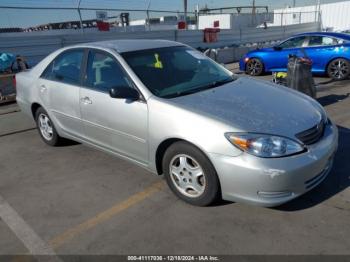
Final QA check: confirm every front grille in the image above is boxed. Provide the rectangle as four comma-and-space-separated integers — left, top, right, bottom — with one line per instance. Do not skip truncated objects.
296, 120, 325, 145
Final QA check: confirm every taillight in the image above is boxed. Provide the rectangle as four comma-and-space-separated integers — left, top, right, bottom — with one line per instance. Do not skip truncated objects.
12, 75, 16, 90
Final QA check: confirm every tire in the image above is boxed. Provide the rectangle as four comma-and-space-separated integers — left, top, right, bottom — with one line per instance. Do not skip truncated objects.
327, 58, 350, 81
35, 107, 62, 146
245, 58, 264, 76
162, 141, 220, 206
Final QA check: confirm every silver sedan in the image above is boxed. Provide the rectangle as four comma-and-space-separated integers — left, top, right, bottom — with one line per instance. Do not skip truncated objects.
16, 40, 338, 207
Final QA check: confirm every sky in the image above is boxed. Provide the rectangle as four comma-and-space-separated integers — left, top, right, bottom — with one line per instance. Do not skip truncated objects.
0, 0, 345, 28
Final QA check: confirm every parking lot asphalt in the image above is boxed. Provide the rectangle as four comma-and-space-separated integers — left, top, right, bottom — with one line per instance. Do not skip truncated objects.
0, 68, 349, 256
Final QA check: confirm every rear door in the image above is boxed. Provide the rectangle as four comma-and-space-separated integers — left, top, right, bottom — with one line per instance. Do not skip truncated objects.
304, 35, 343, 72
79, 49, 148, 164
39, 49, 85, 138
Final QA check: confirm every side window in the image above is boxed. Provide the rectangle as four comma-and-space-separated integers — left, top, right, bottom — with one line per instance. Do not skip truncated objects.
322, 37, 338, 46
308, 36, 323, 46
41, 50, 83, 85
85, 51, 132, 93
279, 36, 307, 49
308, 36, 338, 46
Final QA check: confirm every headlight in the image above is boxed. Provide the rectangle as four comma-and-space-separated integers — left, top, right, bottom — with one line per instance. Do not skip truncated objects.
225, 133, 305, 158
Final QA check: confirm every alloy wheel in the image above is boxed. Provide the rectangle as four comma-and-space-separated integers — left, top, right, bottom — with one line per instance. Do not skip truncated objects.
38, 113, 53, 141
169, 154, 206, 198
328, 59, 349, 80
246, 58, 263, 76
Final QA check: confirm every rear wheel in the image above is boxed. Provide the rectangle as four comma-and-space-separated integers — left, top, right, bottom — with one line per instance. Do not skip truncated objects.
35, 107, 62, 146
162, 141, 220, 206
246, 58, 264, 76
327, 58, 350, 81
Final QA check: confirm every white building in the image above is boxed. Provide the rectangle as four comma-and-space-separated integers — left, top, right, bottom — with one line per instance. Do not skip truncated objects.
198, 13, 273, 30
273, 0, 350, 32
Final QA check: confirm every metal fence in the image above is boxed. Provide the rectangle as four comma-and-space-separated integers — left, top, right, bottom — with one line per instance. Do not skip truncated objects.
0, 4, 321, 34
0, 22, 320, 66
0, 5, 196, 33
273, 11, 321, 27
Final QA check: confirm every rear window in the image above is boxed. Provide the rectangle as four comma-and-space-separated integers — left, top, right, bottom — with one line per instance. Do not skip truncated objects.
41, 50, 84, 85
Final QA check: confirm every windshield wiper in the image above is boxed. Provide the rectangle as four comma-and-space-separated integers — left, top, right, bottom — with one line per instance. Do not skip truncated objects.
164, 77, 235, 98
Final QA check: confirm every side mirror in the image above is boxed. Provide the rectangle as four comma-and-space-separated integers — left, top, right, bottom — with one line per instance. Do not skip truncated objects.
109, 87, 140, 101
273, 46, 282, 51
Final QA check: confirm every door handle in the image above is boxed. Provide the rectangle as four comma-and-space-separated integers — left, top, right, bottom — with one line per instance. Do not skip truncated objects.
40, 85, 47, 93
81, 96, 92, 105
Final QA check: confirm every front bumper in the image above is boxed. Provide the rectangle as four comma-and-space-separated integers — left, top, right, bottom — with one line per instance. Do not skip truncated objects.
208, 123, 338, 207
239, 59, 246, 72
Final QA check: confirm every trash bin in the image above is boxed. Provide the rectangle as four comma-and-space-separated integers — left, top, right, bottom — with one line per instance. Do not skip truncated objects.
203, 28, 220, 43
96, 21, 110, 31
178, 21, 186, 30
287, 54, 316, 98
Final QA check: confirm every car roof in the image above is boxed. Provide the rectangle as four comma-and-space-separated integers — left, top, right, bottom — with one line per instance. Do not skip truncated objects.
73, 39, 185, 53
294, 32, 350, 40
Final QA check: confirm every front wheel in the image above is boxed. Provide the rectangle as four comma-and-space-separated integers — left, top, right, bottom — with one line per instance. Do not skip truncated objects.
162, 141, 220, 206
327, 58, 350, 81
245, 58, 264, 76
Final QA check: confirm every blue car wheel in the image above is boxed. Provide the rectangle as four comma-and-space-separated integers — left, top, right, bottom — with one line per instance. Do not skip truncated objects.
327, 58, 350, 81
246, 58, 264, 76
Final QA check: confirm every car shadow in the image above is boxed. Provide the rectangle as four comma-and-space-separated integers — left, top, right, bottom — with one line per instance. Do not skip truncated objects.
56, 139, 80, 147
275, 125, 350, 211
317, 93, 350, 107
316, 77, 350, 87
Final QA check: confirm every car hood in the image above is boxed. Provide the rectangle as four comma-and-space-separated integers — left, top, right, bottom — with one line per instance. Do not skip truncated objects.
169, 77, 323, 139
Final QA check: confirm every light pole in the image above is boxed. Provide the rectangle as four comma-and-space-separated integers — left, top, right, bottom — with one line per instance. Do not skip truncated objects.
184, 0, 188, 29
316, 0, 321, 23
77, 0, 84, 33
146, 0, 151, 31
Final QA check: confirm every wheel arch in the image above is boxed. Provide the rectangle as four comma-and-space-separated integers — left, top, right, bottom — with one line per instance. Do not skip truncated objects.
31, 102, 42, 119
155, 138, 217, 177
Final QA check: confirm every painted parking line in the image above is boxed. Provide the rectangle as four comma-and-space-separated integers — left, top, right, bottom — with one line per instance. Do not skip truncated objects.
0, 128, 36, 138
49, 180, 166, 249
0, 109, 21, 116
0, 195, 63, 261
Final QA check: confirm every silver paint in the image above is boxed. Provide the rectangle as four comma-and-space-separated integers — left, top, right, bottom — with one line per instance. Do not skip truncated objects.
16, 40, 339, 207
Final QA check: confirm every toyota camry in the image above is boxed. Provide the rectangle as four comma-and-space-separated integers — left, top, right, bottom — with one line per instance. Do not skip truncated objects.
16, 40, 338, 207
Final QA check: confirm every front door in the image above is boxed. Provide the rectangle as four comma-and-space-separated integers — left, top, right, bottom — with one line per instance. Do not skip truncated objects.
80, 49, 148, 164
269, 36, 308, 71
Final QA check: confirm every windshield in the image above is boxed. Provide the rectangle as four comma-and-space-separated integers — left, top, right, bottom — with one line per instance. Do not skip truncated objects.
121, 46, 236, 98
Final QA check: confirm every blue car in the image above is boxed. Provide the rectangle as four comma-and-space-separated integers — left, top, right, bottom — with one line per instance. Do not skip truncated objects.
240, 32, 350, 80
